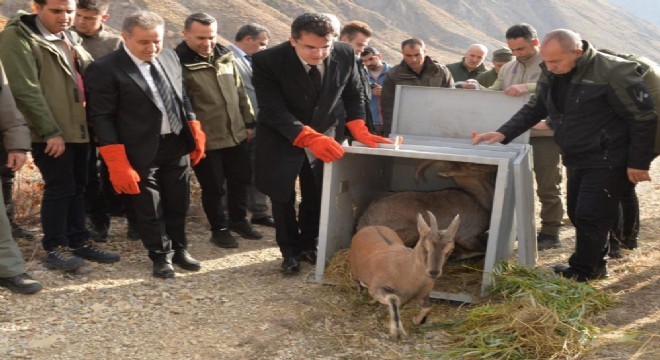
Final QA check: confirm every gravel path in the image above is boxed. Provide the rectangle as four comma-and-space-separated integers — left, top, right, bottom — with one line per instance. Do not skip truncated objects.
1, 162, 659, 359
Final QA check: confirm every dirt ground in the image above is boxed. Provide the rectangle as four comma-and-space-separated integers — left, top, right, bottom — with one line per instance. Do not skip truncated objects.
0, 161, 658, 360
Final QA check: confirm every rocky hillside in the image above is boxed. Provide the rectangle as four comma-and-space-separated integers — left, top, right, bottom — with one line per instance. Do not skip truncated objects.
1, 0, 659, 64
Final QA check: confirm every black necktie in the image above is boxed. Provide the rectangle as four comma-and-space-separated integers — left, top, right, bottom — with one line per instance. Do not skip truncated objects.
148, 60, 182, 135
308, 64, 322, 93
244, 55, 252, 66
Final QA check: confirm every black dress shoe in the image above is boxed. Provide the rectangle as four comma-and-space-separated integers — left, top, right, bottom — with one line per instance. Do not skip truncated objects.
299, 249, 317, 265
280, 256, 300, 274
153, 258, 175, 278
553, 264, 608, 282
251, 216, 275, 228
172, 249, 201, 271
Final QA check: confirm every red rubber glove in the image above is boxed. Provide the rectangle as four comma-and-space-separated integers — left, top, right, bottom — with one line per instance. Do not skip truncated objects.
346, 119, 394, 148
98, 144, 141, 194
293, 126, 345, 162
188, 120, 206, 167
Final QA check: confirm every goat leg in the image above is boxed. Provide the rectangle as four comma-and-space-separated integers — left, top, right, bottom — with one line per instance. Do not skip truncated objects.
412, 297, 432, 325
382, 293, 407, 339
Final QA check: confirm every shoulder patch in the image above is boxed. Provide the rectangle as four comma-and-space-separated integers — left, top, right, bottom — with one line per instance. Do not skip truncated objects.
626, 82, 654, 110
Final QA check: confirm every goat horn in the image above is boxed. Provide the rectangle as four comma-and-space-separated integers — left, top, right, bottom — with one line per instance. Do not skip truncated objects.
427, 211, 438, 231
446, 214, 461, 239
414, 160, 437, 183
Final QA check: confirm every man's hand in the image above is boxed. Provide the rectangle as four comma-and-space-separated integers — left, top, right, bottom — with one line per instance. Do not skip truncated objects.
44, 136, 65, 157
462, 79, 480, 90
346, 120, 393, 148
293, 126, 345, 162
98, 144, 141, 194
371, 84, 382, 96
472, 132, 505, 145
504, 84, 529, 97
188, 120, 206, 167
246, 128, 255, 141
5, 151, 27, 172
532, 120, 550, 130
627, 168, 652, 184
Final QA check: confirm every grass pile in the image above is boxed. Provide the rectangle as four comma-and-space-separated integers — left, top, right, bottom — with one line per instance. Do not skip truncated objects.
423, 262, 615, 359
322, 248, 359, 295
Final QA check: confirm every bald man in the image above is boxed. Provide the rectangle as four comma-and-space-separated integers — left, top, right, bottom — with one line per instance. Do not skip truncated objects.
446, 44, 488, 82
473, 29, 656, 282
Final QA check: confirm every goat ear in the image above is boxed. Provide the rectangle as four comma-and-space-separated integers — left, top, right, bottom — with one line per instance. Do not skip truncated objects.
444, 214, 461, 240
417, 213, 430, 237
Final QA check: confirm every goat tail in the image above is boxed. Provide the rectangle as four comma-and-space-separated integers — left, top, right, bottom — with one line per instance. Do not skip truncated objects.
384, 293, 407, 339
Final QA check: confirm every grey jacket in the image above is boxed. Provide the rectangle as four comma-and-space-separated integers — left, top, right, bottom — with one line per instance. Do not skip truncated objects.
0, 62, 31, 152
229, 43, 258, 118
489, 50, 552, 137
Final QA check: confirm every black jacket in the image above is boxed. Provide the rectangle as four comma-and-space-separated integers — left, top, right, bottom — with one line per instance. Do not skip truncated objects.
498, 41, 656, 170
252, 41, 365, 201
85, 47, 195, 169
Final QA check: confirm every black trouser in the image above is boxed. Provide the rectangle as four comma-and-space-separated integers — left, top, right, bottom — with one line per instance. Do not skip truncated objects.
85, 141, 111, 228
611, 180, 639, 243
32, 142, 90, 251
131, 134, 190, 260
192, 141, 251, 232
566, 166, 627, 273
246, 139, 270, 219
271, 157, 322, 258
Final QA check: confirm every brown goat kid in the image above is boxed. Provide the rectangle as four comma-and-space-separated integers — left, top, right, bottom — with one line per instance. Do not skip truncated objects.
349, 212, 460, 339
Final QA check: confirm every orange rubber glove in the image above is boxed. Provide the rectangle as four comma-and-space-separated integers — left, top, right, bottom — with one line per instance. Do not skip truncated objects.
293, 126, 345, 162
346, 119, 394, 148
188, 120, 206, 167
98, 144, 141, 194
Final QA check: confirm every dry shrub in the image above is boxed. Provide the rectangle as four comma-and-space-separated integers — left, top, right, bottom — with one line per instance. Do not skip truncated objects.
11, 156, 44, 226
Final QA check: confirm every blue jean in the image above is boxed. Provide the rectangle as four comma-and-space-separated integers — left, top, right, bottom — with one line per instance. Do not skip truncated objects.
32, 142, 90, 251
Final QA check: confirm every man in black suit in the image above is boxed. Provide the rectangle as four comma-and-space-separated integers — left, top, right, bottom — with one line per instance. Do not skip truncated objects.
84, 10, 206, 278
252, 13, 391, 274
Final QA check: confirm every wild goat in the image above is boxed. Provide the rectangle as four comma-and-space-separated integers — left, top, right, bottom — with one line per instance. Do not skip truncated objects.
414, 160, 496, 212
357, 160, 495, 259
349, 212, 460, 339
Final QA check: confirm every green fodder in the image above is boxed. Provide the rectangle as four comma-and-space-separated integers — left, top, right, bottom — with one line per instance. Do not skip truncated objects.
423, 262, 615, 359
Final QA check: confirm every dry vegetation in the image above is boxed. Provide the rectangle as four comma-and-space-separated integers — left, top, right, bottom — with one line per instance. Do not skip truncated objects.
0, 158, 658, 359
